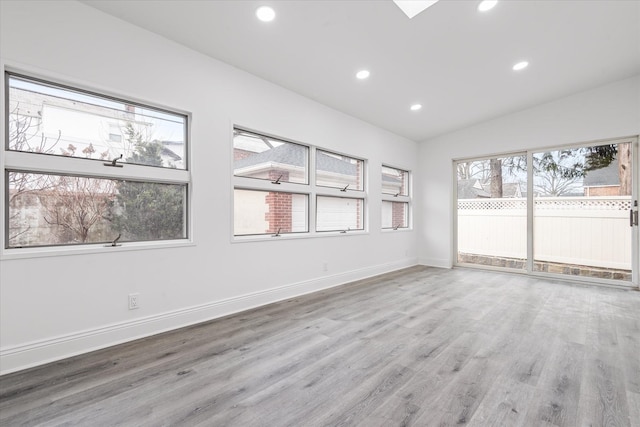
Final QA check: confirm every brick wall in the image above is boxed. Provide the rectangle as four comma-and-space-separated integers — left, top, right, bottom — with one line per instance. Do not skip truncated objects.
584, 185, 620, 196
265, 170, 292, 233
391, 202, 406, 228
233, 148, 253, 161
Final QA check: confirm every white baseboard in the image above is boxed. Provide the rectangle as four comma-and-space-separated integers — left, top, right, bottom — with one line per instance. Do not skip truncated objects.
418, 257, 451, 269
1, 258, 417, 375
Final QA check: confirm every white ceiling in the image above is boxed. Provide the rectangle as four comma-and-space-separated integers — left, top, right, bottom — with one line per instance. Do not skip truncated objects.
82, 0, 640, 142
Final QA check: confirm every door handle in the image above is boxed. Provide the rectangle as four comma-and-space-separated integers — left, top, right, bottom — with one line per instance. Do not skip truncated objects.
632, 209, 635, 227
635, 210, 639, 226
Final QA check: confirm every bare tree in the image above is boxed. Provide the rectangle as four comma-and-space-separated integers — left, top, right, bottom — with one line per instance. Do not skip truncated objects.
533, 170, 582, 196
533, 150, 583, 196
457, 159, 491, 180
7, 105, 60, 244
8, 102, 115, 246
40, 176, 116, 243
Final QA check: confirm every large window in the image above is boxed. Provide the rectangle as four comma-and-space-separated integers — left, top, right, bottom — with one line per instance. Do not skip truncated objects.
382, 165, 411, 229
233, 128, 366, 238
4, 72, 189, 250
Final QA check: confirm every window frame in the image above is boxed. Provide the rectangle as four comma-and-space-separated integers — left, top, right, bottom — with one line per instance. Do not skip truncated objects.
315, 149, 365, 193
381, 164, 411, 231
2, 69, 192, 259
233, 129, 309, 185
452, 136, 639, 288
232, 126, 368, 241
315, 194, 365, 232
233, 188, 310, 237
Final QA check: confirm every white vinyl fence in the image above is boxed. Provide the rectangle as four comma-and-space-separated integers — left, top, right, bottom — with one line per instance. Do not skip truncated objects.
457, 197, 632, 270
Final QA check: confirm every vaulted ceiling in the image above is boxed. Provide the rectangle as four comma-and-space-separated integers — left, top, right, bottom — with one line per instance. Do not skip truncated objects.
83, 0, 640, 142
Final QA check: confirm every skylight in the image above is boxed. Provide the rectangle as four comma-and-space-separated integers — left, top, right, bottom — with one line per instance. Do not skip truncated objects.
393, 0, 440, 19
478, 1, 498, 12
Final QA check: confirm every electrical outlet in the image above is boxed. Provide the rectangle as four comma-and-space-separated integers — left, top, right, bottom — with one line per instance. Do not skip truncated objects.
128, 293, 140, 310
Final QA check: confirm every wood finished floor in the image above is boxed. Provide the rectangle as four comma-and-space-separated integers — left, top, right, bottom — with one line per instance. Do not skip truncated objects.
1, 266, 639, 427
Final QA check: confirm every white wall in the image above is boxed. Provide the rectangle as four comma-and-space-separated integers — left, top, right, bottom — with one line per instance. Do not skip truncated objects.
0, 1, 419, 374
417, 75, 640, 268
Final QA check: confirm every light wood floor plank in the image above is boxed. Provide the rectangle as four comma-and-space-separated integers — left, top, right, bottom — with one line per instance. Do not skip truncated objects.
627, 391, 640, 427
1, 266, 638, 426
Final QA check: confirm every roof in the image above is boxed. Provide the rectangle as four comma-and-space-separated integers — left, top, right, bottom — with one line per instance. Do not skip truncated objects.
234, 144, 357, 176
583, 159, 619, 187
457, 179, 490, 199
481, 182, 523, 198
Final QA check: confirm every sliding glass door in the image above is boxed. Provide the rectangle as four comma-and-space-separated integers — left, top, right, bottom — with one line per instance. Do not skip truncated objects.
533, 141, 634, 282
455, 138, 638, 286
456, 154, 527, 270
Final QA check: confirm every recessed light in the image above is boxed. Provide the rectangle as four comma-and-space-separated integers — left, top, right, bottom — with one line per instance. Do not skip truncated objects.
356, 70, 370, 80
478, 0, 498, 12
512, 61, 529, 71
410, 104, 422, 111
256, 6, 275, 22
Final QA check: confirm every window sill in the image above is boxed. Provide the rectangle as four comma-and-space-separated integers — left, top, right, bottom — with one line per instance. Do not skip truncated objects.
381, 227, 413, 233
232, 230, 369, 243
1, 239, 195, 260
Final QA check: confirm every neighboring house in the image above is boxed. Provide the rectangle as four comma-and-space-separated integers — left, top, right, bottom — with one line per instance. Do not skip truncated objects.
458, 179, 490, 199
499, 182, 524, 198
160, 141, 185, 167
9, 85, 185, 168
583, 159, 620, 196
381, 172, 406, 196
234, 143, 309, 184
458, 179, 524, 199
233, 143, 364, 234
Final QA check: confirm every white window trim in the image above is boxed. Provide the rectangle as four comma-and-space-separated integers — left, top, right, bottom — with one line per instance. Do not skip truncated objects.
2, 69, 193, 259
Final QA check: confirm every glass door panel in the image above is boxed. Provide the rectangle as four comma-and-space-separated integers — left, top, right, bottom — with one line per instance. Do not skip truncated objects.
533, 142, 633, 282
456, 155, 527, 270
